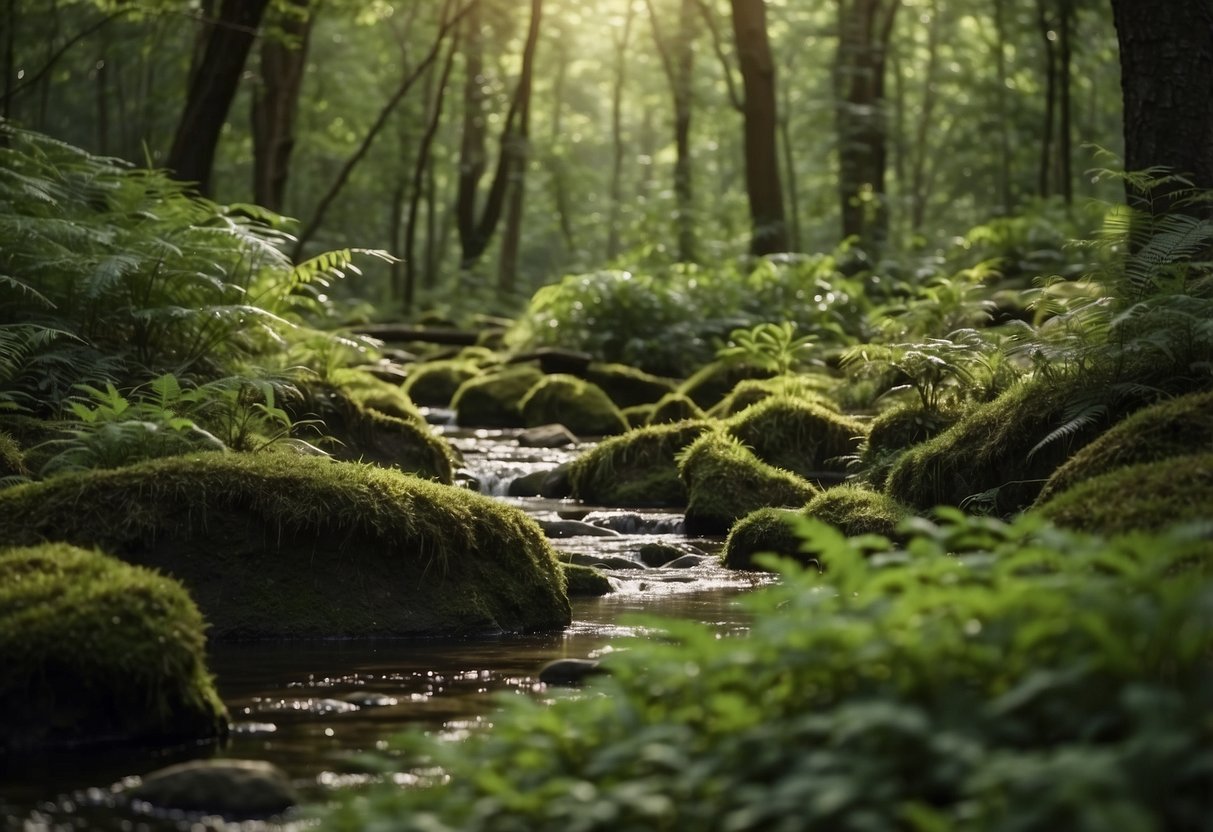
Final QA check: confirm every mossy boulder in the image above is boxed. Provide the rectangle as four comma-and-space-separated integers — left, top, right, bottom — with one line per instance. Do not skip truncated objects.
646, 392, 705, 425
0, 454, 571, 639
725, 395, 867, 482
708, 375, 839, 418
721, 507, 806, 570
519, 374, 629, 436
803, 484, 910, 540
561, 563, 613, 597
452, 365, 546, 428
583, 363, 676, 408
402, 360, 484, 408
859, 403, 965, 488
621, 404, 656, 429
0, 431, 26, 480
1035, 453, 1213, 535
132, 759, 297, 818
567, 420, 712, 507
678, 432, 818, 535
1035, 391, 1213, 505
0, 543, 228, 750
679, 362, 775, 410
328, 368, 425, 423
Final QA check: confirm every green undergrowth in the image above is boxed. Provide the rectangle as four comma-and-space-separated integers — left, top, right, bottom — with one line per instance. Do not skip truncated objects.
567, 420, 712, 507
0, 454, 570, 639
519, 374, 628, 436
0, 431, 27, 483
0, 543, 228, 750
317, 513, 1213, 831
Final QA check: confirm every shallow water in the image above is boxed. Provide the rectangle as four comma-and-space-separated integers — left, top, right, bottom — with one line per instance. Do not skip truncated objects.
0, 428, 769, 831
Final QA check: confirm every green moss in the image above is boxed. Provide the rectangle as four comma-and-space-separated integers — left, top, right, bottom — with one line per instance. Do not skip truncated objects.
328, 368, 426, 424
402, 360, 484, 408
567, 420, 712, 507
0, 454, 571, 639
678, 431, 818, 535
646, 392, 705, 425
1035, 391, 1213, 505
858, 402, 965, 488
678, 362, 775, 410
519, 374, 629, 436
803, 484, 910, 540
456, 346, 503, 368
721, 507, 806, 570
708, 375, 839, 418
724, 395, 867, 481
451, 365, 546, 427
0, 543, 228, 750
1035, 453, 1213, 535
583, 363, 676, 408
561, 563, 613, 597
621, 404, 656, 429
0, 431, 27, 480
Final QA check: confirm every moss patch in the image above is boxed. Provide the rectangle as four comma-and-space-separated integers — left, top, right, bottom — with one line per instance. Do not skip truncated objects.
678, 431, 818, 535
561, 563, 613, 597
519, 374, 629, 436
725, 395, 866, 482
0, 543, 228, 750
328, 368, 426, 424
646, 393, 705, 425
0, 431, 27, 480
1035, 453, 1213, 535
0, 455, 571, 639
452, 365, 546, 428
678, 362, 775, 410
402, 360, 484, 408
858, 403, 965, 488
1035, 391, 1213, 505
803, 484, 910, 540
583, 363, 676, 408
721, 507, 807, 570
567, 420, 712, 507
708, 375, 838, 418
621, 404, 656, 429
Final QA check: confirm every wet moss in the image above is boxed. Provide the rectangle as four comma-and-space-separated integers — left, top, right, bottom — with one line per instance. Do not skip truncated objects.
804, 484, 910, 540
678, 432, 818, 535
402, 360, 484, 408
1035, 453, 1213, 535
451, 365, 546, 428
519, 374, 629, 436
567, 420, 712, 507
725, 395, 866, 482
721, 507, 806, 570
708, 375, 839, 418
583, 363, 676, 408
646, 392, 705, 425
1035, 391, 1213, 505
561, 563, 613, 597
0, 454, 571, 639
0, 543, 228, 750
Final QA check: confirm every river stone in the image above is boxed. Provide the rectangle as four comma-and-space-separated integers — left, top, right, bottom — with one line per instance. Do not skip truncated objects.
538, 519, 622, 538
132, 759, 298, 817
509, 347, 594, 375
539, 658, 605, 686
539, 462, 574, 498
559, 552, 645, 570
638, 542, 684, 567
518, 424, 579, 448
665, 554, 706, 569
508, 469, 550, 497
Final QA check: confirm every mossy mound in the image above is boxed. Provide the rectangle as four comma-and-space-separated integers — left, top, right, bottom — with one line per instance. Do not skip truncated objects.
402, 360, 484, 408
621, 404, 656, 429
328, 368, 426, 424
567, 420, 712, 507
1035, 453, 1213, 535
0, 431, 27, 480
708, 375, 838, 418
885, 377, 1144, 515
678, 432, 818, 535
1035, 391, 1213, 505
721, 507, 807, 570
451, 365, 546, 428
583, 363, 676, 408
0, 543, 228, 750
561, 563, 613, 597
519, 374, 629, 436
859, 403, 965, 488
0, 455, 571, 639
646, 392, 705, 425
678, 362, 775, 410
724, 395, 866, 481
803, 484, 910, 540
456, 346, 503, 368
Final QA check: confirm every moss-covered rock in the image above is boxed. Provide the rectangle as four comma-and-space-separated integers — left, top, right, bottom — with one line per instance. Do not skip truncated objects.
402, 360, 484, 408
452, 365, 546, 428
1035, 391, 1213, 505
519, 374, 629, 436
679, 432, 818, 535
1034, 453, 1213, 535
721, 507, 806, 570
646, 392, 705, 425
679, 362, 775, 410
0, 543, 228, 750
621, 404, 656, 429
328, 368, 426, 424
725, 395, 867, 482
567, 420, 712, 507
858, 403, 965, 488
583, 363, 676, 408
0, 431, 26, 481
803, 484, 910, 540
0, 455, 571, 639
561, 563, 613, 597
708, 375, 839, 418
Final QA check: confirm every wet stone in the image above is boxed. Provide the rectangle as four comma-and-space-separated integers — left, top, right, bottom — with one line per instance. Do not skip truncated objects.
131, 759, 298, 818
638, 542, 684, 567
518, 424, 579, 448
538, 519, 622, 538
538, 658, 605, 686
665, 554, 706, 569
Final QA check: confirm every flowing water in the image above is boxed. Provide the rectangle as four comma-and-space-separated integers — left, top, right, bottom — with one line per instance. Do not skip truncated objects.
1, 426, 770, 831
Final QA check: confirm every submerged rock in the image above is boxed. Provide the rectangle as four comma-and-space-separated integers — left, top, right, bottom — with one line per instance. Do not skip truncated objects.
538, 658, 605, 686
132, 759, 297, 817
561, 563, 614, 597
638, 542, 684, 567
538, 519, 623, 538
518, 424, 579, 448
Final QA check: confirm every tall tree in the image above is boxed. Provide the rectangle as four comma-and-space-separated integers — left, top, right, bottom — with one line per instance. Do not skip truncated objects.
605, 0, 635, 261
1109, 0, 1213, 220
166, 0, 272, 196
833, 0, 900, 248
729, 0, 788, 254
251, 0, 313, 212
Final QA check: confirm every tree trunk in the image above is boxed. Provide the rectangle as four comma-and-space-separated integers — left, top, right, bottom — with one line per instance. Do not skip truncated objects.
166, 0, 271, 196
730, 0, 788, 255
2, 0, 15, 128
909, 0, 940, 231
991, 0, 1013, 213
606, 1, 635, 260
1036, 0, 1056, 198
251, 0, 313, 213
1058, 0, 1073, 205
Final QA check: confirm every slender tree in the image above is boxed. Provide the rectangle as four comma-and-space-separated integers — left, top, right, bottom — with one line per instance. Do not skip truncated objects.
606, 0, 635, 261
251, 0, 313, 212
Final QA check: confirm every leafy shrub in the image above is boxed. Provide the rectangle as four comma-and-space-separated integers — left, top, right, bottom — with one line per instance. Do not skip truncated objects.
318, 513, 1213, 832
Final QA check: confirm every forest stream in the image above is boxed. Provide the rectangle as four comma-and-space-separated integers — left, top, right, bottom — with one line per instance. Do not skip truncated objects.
0, 427, 770, 832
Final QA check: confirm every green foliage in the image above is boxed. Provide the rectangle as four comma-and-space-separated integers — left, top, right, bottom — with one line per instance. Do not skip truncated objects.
716, 322, 819, 376
317, 513, 1213, 832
